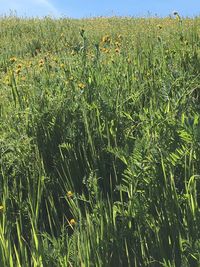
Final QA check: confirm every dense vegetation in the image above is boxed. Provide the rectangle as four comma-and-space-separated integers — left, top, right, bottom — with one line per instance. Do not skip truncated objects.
0, 15, 200, 266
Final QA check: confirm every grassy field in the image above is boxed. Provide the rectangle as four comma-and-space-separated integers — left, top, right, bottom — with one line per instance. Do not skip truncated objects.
0, 15, 200, 266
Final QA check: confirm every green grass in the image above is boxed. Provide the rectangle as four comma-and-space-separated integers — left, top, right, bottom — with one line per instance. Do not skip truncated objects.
0, 15, 200, 266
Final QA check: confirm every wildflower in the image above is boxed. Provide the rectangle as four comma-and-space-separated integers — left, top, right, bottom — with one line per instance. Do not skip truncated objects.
115, 41, 120, 47
67, 191, 73, 198
4, 75, 11, 85
53, 57, 58, 63
60, 63, 65, 68
173, 11, 181, 21
78, 82, 86, 89
9, 57, 17, 63
157, 24, 162, 30
80, 28, 85, 37
102, 35, 110, 43
115, 48, 120, 53
101, 47, 109, 53
17, 63, 22, 69
27, 61, 32, 68
0, 205, 3, 212
69, 219, 76, 226
39, 59, 44, 68
15, 68, 21, 75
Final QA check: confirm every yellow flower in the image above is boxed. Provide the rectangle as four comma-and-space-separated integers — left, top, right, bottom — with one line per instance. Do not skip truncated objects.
60, 63, 65, 68
0, 205, 4, 212
115, 48, 120, 53
9, 57, 17, 63
38, 59, 44, 68
115, 41, 120, 47
4, 75, 11, 85
101, 47, 109, 53
17, 63, 22, 69
27, 61, 32, 68
102, 35, 110, 43
67, 191, 73, 198
78, 82, 86, 89
173, 11, 181, 21
69, 219, 76, 226
15, 68, 21, 75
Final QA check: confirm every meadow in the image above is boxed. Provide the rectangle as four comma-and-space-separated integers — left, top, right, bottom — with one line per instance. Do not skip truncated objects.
0, 15, 200, 266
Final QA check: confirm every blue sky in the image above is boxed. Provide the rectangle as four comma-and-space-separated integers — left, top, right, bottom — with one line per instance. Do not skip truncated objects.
0, 0, 200, 18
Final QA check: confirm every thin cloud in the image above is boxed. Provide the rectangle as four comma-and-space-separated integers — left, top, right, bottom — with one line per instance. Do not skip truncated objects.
0, 0, 60, 17
35, 0, 60, 16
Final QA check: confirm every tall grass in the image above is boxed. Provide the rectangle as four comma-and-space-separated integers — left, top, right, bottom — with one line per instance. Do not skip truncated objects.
0, 15, 200, 266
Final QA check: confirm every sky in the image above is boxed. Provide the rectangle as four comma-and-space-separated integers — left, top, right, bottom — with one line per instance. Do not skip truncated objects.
0, 0, 200, 18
